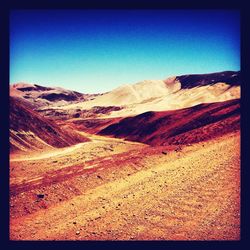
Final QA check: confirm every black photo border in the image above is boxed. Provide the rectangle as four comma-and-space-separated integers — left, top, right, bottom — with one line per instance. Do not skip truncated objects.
1, 1, 249, 250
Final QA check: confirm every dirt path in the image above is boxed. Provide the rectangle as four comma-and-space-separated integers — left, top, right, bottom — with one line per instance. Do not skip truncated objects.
10, 133, 240, 240
9, 133, 148, 187
10, 132, 142, 162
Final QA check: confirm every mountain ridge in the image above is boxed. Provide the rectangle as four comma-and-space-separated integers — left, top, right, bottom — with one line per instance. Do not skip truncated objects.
99, 99, 240, 146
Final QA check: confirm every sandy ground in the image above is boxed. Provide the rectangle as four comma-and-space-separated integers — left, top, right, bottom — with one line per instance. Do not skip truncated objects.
9, 132, 240, 240
10, 133, 144, 162
10, 132, 147, 186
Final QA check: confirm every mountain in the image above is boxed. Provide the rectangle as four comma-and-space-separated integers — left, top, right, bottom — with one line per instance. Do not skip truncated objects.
10, 83, 100, 109
98, 99, 240, 146
55, 71, 240, 118
10, 96, 89, 153
176, 71, 240, 89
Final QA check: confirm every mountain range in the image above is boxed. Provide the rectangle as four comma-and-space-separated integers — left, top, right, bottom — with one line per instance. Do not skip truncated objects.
10, 70, 240, 152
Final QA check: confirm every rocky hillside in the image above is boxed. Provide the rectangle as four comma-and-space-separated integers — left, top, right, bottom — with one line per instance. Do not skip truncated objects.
10, 97, 89, 152
10, 83, 100, 109
176, 71, 240, 89
99, 99, 240, 146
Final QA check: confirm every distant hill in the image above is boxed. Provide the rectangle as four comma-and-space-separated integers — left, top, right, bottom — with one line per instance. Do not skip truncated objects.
57, 71, 240, 118
10, 96, 89, 153
10, 83, 100, 109
99, 99, 240, 146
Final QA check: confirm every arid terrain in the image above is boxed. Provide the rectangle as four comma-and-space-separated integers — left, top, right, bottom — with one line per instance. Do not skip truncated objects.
9, 71, 240, 240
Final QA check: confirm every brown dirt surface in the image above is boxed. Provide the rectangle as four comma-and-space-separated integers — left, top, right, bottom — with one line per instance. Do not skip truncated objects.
10, 131, 240, 240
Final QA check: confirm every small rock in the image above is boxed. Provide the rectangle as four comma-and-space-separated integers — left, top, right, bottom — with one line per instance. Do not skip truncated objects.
162, 151, 167, 155
37, 194, 44, 199
73, 221, 77, 224
76, 231, 80, 235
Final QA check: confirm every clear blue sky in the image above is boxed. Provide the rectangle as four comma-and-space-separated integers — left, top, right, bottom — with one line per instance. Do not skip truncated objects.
10, 10, 240, 93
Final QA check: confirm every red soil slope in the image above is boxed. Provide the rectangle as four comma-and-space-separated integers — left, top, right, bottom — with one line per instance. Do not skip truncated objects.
10, 97, 89, 153
99, 99, 240, 146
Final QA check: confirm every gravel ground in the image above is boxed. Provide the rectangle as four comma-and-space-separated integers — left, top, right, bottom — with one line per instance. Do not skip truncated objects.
10, 132, 240, 240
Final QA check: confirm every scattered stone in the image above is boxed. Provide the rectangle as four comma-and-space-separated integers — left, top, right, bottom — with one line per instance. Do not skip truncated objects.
175, 147, 182, 152
76, 231, 80, 235
37, 194, 44, 199
162, 151, 167, 155
97, 175, 102, 179
73, 221, 77, 224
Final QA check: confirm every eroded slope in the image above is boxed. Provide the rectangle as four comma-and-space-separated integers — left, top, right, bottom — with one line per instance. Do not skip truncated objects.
10, 96, 89, 153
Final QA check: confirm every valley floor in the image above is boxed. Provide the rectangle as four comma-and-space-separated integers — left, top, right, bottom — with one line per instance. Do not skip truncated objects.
10, 132, 240, 240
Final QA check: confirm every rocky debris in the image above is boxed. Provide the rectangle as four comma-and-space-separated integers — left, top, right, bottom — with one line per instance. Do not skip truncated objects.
175, 146, 182, 152
76, 231, 80, 235
37, 194, 45, 199
162, 151, 167, 155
